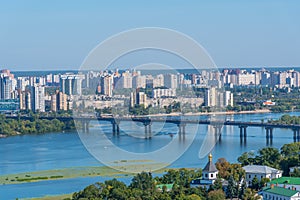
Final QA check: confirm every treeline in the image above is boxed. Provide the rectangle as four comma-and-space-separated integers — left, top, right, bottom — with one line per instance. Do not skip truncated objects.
70, 166, 259, 200
271, 114, 300, 125
71, 169, 223, 200
0, 115, 75, 136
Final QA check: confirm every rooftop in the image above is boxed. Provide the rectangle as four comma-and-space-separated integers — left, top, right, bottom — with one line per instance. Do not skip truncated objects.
263, 186, 298, 197
243, 165, 281, 174
270, 177, 300, 185
203, 153, 218, 172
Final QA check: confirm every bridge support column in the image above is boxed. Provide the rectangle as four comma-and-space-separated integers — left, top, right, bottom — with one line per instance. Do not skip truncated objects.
148, 124, 152, 138
212, 124, 223, 142
239, 125, 247, 139
265, 127, 273, 145
182, 124, 186, 135
82, 120, 86, 132
111, 120, 120, 136
243, 127, 247, 138
266, 128, 269, 139
116, 124, 120, 135
86, 121, 90, 132
240, 126, 243, 138
81, 120, 90, 133
112, 123, 116, 135
270, 128, 273, 139
177, 123, 187, 136
143, 121, 152, 139
293, 129, 300, 142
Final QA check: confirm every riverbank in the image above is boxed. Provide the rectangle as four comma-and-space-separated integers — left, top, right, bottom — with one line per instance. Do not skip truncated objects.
0, 161, 168, 186
0, 115, 76, 137
25, 193, 72, 200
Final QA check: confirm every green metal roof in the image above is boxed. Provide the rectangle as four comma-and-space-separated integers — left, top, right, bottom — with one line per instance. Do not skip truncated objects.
156, 183, 174, 190
270, 177, 300, 185
263, 187, 298, 197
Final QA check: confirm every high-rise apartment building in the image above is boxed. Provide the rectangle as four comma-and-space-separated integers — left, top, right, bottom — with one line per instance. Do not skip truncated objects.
51, 91, 68, 112
164, 74, 178, 89
101, 75, 113, 97
205, 87, 233, 107
130, 90, 147, 108
132, 75, 146, 89
60, 74, 84, 95
0, 69, 15, 100
31, 85, 45, 112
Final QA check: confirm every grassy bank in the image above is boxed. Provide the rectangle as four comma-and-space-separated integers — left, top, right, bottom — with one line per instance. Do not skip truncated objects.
0, 161, 168, 185
24, 193, 72, 200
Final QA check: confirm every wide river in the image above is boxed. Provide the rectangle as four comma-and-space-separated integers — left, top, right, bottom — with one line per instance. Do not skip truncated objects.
0, 112, 299, 199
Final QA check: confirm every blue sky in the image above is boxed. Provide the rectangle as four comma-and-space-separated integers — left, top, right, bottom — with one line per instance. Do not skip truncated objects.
0, 0, 299, 70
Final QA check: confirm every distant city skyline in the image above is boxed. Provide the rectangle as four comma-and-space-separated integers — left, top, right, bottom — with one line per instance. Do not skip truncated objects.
1, 1, 300, 70
7, 65, 300, 73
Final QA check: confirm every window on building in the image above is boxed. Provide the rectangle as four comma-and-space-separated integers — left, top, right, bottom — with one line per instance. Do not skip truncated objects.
205, 174, 208, 178
211, 174, 213, 178
249, 175, 251, 178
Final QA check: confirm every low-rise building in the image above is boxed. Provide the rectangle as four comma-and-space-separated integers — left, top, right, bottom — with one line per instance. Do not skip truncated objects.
261, 186, 300, 200
243, 165, 282, 186
269, 177, 300, 191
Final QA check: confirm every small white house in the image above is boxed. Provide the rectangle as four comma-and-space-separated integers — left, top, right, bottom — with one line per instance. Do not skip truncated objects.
243, 165, 282, 186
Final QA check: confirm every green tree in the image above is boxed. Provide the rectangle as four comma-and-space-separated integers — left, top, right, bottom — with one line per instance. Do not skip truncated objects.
237, 152, 255, 166
281, 142, 300, 157
226, 176, 237, 199
256, 147, 281, 168
260, 178, 270, 188
207, 189, 225, 200
251, 177, 260, 191
242, 188, 261, 200
239, 179, 247, 199
130, 172, 155, 192
211, 178, 223, 191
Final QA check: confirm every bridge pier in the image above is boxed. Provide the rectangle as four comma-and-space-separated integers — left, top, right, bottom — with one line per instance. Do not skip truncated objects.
265, 127, 273, 145
293, 129, 300, 142
239, 125, 248, 138
143, 121, 152, 139
212, 124, 223, 141
177, 123, 186, 136
111, 120, 120, 136
81, 120, 90, 133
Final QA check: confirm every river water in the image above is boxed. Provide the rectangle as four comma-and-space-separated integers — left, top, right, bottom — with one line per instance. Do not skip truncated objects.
0, 112, 299, 199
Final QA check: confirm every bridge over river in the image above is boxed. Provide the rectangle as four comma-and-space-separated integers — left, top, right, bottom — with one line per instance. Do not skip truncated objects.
6, 115, 300, 142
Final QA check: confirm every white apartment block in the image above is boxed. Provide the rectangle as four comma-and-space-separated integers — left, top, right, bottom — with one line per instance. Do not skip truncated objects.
152, 88, 176, 99
237, 73, 256, 85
